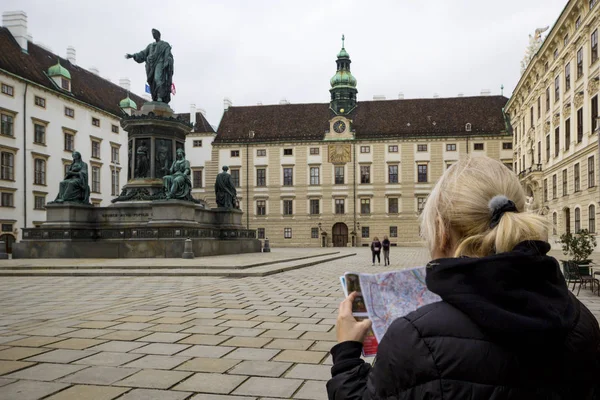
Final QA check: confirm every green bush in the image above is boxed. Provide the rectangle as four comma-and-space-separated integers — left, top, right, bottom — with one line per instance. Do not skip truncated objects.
560, 230, 597, 262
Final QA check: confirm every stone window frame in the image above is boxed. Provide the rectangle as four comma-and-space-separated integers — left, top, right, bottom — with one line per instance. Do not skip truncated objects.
575, 162, 581, 192
256, 149, 266, 157
359, 146, 371, 154
34, 95, 46, 109
193, 140, 203, 148
334, 165, 345, 185
0, 108, 17, 138
63, 128, 77, 152
91, 117, 101, 128
589, 156, 596, 188
32, 152, 49, 186
283, 148, 293, 156
256, 199, 267, 216
416, 144, 428, 152
230, 168, 241, 188
32, 117, 49, 146
361, 226, 370, 238
388, 197, 399, 214
0, 145, 18, 182
473, 143, 485, 151
282, 167, 293, 186
257, 227, 265, 239
360, 198, 371, 215
309, 198, 320, 215
309, 166, 320, 186
0, 188, 16, 207
388, 164, 399, 184
311, 227, 319, 239
1, 83, 14, 97
589, 204, 596, 233
360, 165, 371, 184
563, 169, 568, 196
388, 145, 399, 153
110, 142, 121, 164
90, 136, 103, 160
575, 207, 581, 233
390, 226, 398, 238
284, 227, 292, 239
256, 167, 267, 187
231, 150, 240, 157
282, 199, 293, 216
90, 162, 103, 194
33, 191, 47, 210
446, 143, 457, 151
111, 167, 121, 196
64, 106, 75, 118
416, 195, 427, 214
192, 168, 203, 189
309, 147, 320, 155
334, 198, 345, 215
416, 162, 428, 183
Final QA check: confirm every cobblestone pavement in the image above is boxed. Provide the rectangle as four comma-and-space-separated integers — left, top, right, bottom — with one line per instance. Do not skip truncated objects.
0, 247, 598, 400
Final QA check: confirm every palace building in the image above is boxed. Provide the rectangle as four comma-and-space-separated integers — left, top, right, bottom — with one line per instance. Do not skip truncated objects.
505, 0, 600, 240
196, 39, 512, 248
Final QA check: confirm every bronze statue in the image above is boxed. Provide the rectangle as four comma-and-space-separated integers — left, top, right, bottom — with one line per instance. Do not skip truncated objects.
215, 166, 237, 208
50, 151, 90, 204
163, 148, 192, 200
125, 28, 174, 104
135, 142, 150, 178
155, 144, 170, 178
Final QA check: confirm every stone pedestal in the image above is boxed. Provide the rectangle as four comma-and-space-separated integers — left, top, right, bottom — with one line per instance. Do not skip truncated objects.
13, 202, 260, 259
113, 101, 194, 202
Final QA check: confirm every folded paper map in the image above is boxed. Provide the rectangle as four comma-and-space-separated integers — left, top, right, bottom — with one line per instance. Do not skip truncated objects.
340, 267, 441, 356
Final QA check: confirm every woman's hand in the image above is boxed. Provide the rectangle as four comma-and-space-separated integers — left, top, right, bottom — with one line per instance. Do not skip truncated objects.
336, 292, 373, 343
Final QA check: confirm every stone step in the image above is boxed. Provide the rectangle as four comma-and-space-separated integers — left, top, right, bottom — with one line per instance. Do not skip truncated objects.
0, 253, 356, 277
0, 251, 341, 270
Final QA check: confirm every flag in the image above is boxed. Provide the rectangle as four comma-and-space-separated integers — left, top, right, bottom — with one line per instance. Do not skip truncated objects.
144, 83, 150, 94
171, 83, 176, 95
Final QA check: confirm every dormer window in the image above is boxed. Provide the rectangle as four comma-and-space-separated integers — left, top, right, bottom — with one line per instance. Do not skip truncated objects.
48, 60, 72, 93
465, 123, 472, 132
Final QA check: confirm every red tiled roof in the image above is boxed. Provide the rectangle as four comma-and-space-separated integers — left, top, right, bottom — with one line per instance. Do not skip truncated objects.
214, 96, 509, 143
0, 27, 146, 116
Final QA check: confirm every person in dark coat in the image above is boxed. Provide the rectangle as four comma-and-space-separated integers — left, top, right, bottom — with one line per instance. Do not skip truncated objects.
327, 156, 600, 399
381, 235, 390, 266
370, 237, 381, 265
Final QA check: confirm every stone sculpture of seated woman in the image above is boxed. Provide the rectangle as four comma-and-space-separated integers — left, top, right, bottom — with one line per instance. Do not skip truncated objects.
50, 151, 91, 204
163, 148, 192, 200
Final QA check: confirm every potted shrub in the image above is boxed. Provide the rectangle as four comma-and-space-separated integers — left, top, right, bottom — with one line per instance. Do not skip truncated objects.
560, 230, 597, 277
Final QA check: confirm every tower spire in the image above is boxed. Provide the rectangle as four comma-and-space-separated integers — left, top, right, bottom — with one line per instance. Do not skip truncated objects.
342, 34, 345, 48
329, 36, 357, 115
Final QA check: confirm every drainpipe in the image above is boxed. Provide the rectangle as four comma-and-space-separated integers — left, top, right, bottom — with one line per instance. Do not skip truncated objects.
246, 143, 249, 229
353, 141, 357, 246
466, 135, 469, 154
23, 82, 28, 230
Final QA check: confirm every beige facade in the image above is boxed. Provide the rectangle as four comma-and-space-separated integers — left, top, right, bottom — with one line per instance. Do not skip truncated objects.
506, 0, 600, 240
204, 133, 513, 248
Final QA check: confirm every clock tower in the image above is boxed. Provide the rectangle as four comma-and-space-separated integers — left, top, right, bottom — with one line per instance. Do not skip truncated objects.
329, 35, 358, 115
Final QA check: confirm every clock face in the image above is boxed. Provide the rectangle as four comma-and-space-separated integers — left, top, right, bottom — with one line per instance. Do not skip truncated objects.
333, 120, 346, 133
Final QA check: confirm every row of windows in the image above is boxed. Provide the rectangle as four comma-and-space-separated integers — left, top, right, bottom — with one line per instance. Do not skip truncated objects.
0, 191, 47, 209
543, 156, 596, 202
230, 142, 505, 159
0, 110, 119, 138
552, 205, 597, 236
254, 197, 426, 216
220, 165, 431, 187
0, 151, 120, 195
256, 226, 402, 240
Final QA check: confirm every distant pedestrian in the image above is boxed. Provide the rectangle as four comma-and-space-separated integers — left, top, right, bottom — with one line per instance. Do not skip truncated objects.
370, 237, 381, 265
382, 235, 390, 266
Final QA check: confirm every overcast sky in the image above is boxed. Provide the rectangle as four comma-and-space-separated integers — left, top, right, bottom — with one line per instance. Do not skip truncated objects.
4, 0, 567, 126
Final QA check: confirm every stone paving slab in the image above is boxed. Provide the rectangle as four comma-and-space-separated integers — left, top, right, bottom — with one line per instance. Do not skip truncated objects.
1, 247, 600, 399
44, 384, 129, 400
0, 380, 68, 400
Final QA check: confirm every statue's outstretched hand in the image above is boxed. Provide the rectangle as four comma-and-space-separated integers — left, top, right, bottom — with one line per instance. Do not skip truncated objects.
124, 54, 133, 59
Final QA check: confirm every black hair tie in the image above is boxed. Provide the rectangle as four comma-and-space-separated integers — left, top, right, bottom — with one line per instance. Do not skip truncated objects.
488, 195, 518, 229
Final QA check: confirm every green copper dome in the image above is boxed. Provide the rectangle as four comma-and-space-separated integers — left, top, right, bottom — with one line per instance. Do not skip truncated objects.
48, 61, 71, 80
337, 47, 350, 58
330, 70, 357, 87
119, 95, 137, 110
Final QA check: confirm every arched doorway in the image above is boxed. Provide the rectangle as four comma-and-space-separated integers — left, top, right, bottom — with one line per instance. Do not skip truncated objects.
0, 234, 15, 254
332, 223, 348, 247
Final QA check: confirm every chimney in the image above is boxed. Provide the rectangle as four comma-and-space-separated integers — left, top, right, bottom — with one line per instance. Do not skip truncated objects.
373, 95, 386, 100
457, 93, 464, 97
279, 98, 290, 105
224, 97, 232, 110
118, 78, 131, 91
398, 92, 404, 100
480, 89, 491, 96
66, 46, 76, 65
2, 11, 28, 52
89, 66, 99, 75
433, 93, 439, 98
190, 104, 197, 127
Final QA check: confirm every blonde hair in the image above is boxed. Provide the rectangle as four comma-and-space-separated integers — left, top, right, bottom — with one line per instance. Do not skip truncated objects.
420, 156, 549, 257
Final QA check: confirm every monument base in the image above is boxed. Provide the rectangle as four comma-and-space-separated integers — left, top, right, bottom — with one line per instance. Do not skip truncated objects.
13, 202, 260, 259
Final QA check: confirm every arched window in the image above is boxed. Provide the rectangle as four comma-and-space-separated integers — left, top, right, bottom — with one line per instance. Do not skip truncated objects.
575, 207, 581, 233
552, 212, 557, 235
590, 204, 596, 233
565, 208, 571, 234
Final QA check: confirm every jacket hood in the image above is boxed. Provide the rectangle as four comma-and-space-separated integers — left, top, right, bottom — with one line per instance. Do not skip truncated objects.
426, 241, 579, 347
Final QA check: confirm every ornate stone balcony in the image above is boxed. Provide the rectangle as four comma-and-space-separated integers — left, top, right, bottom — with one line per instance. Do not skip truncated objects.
518, 163, 543, 180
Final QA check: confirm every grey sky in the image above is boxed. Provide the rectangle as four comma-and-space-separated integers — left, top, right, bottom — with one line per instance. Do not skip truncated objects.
4, 0, 567, 127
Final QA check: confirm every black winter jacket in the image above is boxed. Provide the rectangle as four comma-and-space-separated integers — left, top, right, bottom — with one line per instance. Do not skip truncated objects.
327, 241, 600, 399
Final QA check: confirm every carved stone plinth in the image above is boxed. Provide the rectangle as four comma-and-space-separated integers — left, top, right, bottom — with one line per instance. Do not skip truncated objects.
112, 101, 195, 203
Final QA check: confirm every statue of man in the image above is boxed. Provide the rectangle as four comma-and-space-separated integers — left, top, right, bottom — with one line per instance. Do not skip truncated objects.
215, 166, 237, 208
125, 28, 174, 104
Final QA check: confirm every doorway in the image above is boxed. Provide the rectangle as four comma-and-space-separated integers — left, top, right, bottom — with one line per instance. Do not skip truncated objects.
332, 223, 348, 247
0, 234, 15, 254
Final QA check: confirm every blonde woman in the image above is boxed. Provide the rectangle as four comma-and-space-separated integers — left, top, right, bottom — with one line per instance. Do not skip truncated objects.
328, 156, 600, 399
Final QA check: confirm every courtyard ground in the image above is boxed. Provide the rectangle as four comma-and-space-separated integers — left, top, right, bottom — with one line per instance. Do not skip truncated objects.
0, 247, 598, 400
